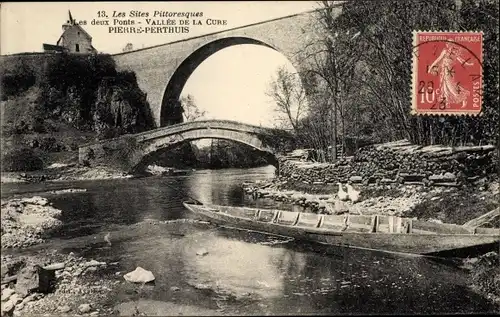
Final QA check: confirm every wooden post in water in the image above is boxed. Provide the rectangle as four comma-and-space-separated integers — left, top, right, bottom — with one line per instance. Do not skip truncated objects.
371, 215, 379, 233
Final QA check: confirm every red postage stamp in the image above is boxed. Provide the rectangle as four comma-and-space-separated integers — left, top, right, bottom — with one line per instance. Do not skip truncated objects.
412, 31, 483, 116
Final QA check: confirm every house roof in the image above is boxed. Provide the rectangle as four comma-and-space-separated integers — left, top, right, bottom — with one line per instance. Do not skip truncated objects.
61, 23, 93, 40
43, 43, 66, 52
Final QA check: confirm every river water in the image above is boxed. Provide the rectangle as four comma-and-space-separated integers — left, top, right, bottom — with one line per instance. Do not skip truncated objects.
1, 166, 497, 315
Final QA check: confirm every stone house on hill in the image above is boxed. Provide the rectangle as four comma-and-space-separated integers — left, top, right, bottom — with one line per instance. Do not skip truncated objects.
43, 11, 97, 54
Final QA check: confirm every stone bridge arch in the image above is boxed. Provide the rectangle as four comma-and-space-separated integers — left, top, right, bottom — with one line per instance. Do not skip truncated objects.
160, 36, 274, 126
79, 120, 291, 173
137, 125, 279, 170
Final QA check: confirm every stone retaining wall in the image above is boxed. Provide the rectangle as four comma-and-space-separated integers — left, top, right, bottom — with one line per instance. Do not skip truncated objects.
279, 140, 497, 187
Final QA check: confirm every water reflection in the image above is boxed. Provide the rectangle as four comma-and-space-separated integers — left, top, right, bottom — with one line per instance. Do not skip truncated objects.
109, 220, 496, 315
185, 167, 275, 206
182, 231, 287, 299
3, 166, 275, 238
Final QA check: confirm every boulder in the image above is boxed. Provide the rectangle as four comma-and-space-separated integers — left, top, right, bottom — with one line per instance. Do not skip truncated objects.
1, 288, 15, 301
349, 176, 363, 183
78, 303, 92, 314
9, 293, 22, 306
123, 267, 155, 283
1, 298, 15, 316
20, 196, 48, 206
429, 173, 457, 182
83, 260, 106, 267
146, 165, 173, 176
15, 265, 55, 296
58, 305, 71, 313
14, 265, 38, 297
20, 293, 37, 305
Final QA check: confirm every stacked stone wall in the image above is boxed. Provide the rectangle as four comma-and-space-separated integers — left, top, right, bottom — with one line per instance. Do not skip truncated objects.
279, 140, 497, 187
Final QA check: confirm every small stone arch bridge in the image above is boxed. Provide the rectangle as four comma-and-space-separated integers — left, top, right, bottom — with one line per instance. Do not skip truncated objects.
78, 120, 294, 172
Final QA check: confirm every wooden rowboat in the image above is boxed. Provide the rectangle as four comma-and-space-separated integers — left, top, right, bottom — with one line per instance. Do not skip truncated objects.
183, 201, 500, 258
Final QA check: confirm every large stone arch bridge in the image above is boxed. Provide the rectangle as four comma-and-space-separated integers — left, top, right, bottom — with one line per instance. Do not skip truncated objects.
79, 5, 343, 171
79, 120, 294, 172
111, 4, 342, 127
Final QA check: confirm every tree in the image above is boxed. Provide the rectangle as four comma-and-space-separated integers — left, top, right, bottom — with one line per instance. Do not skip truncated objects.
122, 43, 133, 52
180, 94, 206, 121
266, 66, 308, 133
300, 0, 498, 148
306, 1, 366, 159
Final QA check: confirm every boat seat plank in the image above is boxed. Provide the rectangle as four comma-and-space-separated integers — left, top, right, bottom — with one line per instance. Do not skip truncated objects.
379, 216, 402, 233
226, 207, 257, 219
321, 215, 348, 231
296, 213, 322, 228
257, 210, 275, 222
344, 215, 374, 233
277, 211, 300, 226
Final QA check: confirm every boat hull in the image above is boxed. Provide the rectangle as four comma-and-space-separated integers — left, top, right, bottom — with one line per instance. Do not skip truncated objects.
183, 202, 500, 257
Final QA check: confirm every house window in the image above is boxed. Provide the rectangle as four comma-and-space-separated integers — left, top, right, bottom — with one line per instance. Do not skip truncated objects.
75, 44, 80, 52
77, 32, 80, 36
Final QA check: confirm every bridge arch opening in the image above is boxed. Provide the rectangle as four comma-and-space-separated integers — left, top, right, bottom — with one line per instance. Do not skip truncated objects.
160, 36, 301, 127
133, 136, 279, 174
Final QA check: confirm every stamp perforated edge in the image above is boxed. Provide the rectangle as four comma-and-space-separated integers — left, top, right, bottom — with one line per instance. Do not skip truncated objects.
410, 30, 484, 117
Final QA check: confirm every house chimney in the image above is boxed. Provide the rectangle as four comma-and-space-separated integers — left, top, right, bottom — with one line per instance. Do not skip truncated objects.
62, 21, 72, 32
62, 11, 74, 31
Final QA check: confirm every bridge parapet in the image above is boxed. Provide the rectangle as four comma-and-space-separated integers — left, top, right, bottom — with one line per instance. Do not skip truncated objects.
134, 120, 274, 142
80, 120, 275, 148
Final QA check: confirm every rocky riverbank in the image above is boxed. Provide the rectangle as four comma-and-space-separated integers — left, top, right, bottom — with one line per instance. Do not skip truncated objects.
1, 252, 117, 317
243, 179, 499, 225
1, 165, 133, 184
243, 180, 428, 217
0, 194, 117, 317
1, 197, 63, 249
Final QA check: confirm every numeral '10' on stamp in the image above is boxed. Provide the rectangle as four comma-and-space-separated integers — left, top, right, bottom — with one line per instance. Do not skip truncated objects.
412, 31, 483, 116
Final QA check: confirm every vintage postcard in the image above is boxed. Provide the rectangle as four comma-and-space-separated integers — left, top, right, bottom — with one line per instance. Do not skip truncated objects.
1, 1, 499, 316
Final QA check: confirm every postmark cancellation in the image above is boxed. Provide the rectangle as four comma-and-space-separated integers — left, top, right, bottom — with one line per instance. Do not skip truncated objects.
411, 31, 483, 116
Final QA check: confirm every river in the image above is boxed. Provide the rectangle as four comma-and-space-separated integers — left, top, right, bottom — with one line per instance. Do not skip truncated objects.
1, 166, 496, 315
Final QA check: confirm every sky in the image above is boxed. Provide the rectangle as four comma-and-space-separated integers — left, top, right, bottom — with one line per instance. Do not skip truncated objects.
1, 1, 318, 128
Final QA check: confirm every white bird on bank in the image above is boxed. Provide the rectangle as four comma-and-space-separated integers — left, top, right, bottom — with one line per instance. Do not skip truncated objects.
346, 184, 361, 203
337, 183, 349, 201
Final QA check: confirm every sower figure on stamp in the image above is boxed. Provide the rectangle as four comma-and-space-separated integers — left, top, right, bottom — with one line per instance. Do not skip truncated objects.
427, 41, 474, 109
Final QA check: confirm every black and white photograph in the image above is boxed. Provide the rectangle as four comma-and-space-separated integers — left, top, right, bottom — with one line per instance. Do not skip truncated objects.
1, 1, 499, 316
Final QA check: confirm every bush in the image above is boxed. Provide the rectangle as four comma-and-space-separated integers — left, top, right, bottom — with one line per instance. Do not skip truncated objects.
1, 60, 37, 99
1, 147, 44, 171
470, 252, 500, 302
